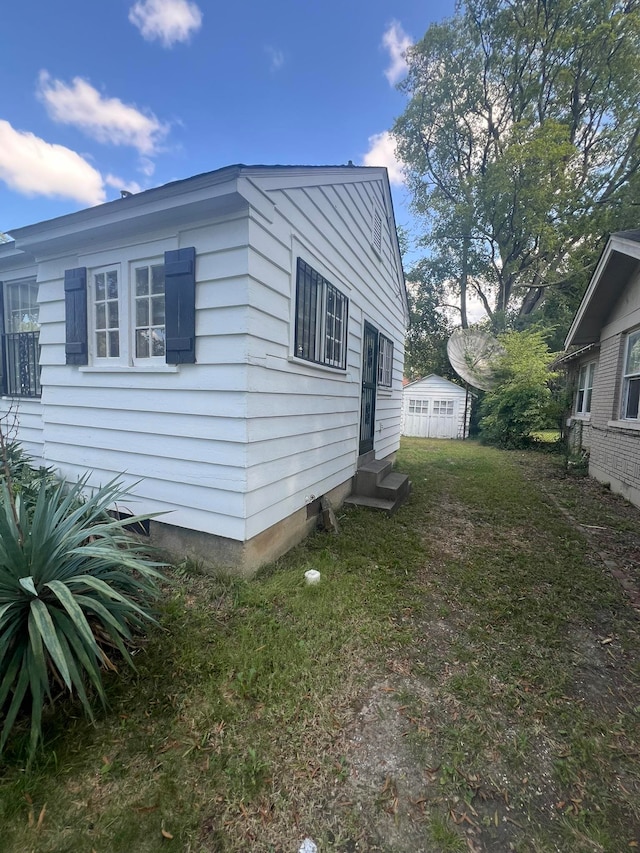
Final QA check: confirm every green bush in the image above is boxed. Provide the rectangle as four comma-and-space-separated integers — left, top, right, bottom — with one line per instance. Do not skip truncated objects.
480, 330, 557, 448
0, 474, 165, 761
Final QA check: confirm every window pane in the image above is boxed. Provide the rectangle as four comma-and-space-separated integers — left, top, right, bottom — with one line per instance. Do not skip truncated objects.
625, 377, 640, 418
109, 331, 119, 357
136, 299, 149, 326
95, 303, 106, 330
96, 331, 107, 358
151, 328, 165, 357
626, 332, 640, 375
151, 265, 165, 294
136, 329, 150, 358
151, 296, 165, 325
108, 301, 119, 328
106, 270, 118, 299
95, 273, 105, 300
136, 266, 149, 296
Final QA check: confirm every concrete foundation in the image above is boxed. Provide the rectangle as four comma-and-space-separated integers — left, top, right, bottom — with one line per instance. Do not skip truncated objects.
149, 477, 353, 576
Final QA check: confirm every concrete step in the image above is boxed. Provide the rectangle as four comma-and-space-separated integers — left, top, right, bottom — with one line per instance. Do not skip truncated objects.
353, 459, 393, 497
377, 471, 412, 503
343, 494, 399, 516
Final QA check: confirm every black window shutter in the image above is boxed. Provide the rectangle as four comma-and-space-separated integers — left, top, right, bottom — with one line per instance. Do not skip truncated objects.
0, 281, 6, 394
64, 267, 88, 365
164, 247, 196, 364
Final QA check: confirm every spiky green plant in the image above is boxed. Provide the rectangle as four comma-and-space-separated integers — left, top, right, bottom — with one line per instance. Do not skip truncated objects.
0, 475, 165, 760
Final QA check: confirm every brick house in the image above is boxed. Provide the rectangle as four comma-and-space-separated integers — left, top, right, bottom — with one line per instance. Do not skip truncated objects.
564, 230, 640, 508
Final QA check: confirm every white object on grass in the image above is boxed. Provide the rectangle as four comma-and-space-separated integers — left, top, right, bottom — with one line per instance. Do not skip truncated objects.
304, 570, 321, 585
298, 839, 318, 853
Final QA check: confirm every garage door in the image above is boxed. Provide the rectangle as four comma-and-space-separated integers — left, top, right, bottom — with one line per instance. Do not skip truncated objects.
405, 398, 456, 438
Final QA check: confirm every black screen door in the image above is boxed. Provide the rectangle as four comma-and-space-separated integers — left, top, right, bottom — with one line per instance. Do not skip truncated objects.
359, 321, 378, 455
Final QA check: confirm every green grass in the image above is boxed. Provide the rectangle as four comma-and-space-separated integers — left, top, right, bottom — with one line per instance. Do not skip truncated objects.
0, 438, 639, 852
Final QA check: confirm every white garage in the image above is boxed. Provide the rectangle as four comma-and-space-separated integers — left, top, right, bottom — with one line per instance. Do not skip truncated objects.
402, 374, 471, 439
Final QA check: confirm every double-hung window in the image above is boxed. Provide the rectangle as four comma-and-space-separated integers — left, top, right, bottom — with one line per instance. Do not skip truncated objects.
575, 362, 595, 416
294, 258, 348, 369
378, 333, 393, 387
622, 330, 640, 420
1, 279, 41, 397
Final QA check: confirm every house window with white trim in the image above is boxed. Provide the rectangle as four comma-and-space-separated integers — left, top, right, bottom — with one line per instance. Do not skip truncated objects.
378, 333, 393, 387
622, 330, 640, 419
134, 263, 166, 359
1, 279, 41, 397
90, 260, 166, 364
93, 267, 120, 359
575, 362, 595, 415
294, 258, 348, 369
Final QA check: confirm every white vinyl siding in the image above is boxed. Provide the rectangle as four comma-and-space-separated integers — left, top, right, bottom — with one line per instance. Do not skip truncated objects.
1, 168, 407, 552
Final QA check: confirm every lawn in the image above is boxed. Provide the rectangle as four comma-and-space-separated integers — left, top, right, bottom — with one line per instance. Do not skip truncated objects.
0, 439, 639, 852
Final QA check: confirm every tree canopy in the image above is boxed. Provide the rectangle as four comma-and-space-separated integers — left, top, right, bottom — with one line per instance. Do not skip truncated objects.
394, 0, 640, 329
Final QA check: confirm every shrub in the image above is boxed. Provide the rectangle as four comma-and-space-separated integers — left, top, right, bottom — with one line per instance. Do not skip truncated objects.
0, 474, 165, 761
480, 330, 557, 448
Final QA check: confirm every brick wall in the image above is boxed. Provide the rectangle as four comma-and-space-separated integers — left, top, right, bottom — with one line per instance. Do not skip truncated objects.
587, 331, 640, 507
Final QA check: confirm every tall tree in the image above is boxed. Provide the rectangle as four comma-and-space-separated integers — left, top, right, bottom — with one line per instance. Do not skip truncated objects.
404, 258, 456, 380
394, 0, 640, 326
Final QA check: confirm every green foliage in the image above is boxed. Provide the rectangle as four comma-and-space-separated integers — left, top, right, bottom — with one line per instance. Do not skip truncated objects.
0, 440, 61, 514
405, 258, 456, 381
0, 474, 165, 761
480, 330, 557, 447
394, 0, 640, 327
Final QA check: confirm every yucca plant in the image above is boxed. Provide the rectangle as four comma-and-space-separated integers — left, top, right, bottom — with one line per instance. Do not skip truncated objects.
0, 475, 166, 761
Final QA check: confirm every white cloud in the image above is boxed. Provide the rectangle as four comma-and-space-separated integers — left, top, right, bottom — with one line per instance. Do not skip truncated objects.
38, 72, 168, 156
129, 0, 202, 47
265, 46, 284, 73
138, 157, 156, 177
105, 174, 144, 195
382, 20, 412, 85
362, 131, 405, 186
0, 119, 105, 206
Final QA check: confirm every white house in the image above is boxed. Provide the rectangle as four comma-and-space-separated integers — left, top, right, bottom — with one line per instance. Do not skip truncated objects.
402, 374, 470, 439
0, 164, 409, 573
563, 229, 640, 508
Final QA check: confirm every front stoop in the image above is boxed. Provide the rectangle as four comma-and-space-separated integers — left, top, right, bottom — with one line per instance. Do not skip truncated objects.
344, 459, 412, 517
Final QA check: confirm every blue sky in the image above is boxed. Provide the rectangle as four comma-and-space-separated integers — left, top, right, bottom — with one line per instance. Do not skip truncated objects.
0, 0, 454, 238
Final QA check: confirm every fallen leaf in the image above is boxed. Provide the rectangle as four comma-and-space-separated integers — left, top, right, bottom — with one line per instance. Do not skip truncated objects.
161, 828, 174, 839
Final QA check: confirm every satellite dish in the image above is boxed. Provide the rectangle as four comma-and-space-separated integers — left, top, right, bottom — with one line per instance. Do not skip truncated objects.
447, 328, 504, 391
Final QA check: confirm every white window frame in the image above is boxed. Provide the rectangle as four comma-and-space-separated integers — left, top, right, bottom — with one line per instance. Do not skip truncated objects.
575, 361, 595, 416
2, 278, 41, 397
131, 260, 166, 366
90, 264, 124, 364
88, 256, 166, 367
408, 398, 428, 415
433, 399, 454, 416
377, 333, 393, 387
622, 329, 640, 420
294, 257, 348, 370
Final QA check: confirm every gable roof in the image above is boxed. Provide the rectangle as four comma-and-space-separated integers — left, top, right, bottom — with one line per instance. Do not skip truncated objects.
565, 230, 640, 348
3, 163, 408, 318
403, 374, 467, 392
